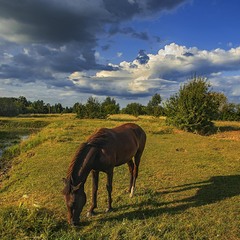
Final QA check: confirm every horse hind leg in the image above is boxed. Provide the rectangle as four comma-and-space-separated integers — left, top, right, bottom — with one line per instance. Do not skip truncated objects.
130, 150, 142, 198
106, 169, 113, 213
127, 160, 134, 194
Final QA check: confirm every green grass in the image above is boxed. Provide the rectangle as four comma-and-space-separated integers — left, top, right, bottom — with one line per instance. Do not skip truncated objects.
0, 115, 239, 239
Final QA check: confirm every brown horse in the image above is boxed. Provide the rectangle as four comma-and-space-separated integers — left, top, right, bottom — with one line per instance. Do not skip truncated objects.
62, 123, 146, 226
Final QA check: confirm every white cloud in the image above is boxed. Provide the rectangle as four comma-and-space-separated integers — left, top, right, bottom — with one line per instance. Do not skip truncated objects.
68, 43, 240, 102
117, 52, 123, 57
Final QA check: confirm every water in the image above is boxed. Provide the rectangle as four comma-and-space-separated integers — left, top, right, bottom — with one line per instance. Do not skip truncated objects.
0, 134, 29, 158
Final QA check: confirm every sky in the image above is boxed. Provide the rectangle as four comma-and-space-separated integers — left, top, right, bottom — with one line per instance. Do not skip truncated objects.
0, 0, 240, 107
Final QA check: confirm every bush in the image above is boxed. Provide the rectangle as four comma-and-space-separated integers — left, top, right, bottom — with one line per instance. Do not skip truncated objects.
121, 102, 145, 117
165, 76, 219, 135
146, 93, 164, 117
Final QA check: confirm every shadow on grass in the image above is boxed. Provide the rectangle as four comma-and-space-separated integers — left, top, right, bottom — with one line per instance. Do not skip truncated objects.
217, 125, 240, 132
100, 175, 240, 222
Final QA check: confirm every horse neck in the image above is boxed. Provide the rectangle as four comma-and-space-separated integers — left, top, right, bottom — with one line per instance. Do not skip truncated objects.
71, 146, 97, 186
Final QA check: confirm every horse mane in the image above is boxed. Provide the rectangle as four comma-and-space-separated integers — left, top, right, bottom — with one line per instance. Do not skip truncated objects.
66, 128, 110, 180
66, 142, 91, 179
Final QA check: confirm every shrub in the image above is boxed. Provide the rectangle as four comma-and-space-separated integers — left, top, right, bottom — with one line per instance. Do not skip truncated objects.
165, 76, 219, 135
146, 93, 164, 117
121, 102, 145, 117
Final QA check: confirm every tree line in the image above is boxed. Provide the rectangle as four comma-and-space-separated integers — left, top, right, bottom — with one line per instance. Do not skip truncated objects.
0, 96, 72, 116
0, 77, 240, 128
0, 94, 164, 118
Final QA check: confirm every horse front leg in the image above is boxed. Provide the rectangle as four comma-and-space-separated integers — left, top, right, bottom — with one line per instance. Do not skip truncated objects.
87, 170, 99, 217
106, 169, 113, 213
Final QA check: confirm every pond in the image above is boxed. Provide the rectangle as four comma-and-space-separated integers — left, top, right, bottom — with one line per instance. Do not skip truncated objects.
0, 134, 29, 158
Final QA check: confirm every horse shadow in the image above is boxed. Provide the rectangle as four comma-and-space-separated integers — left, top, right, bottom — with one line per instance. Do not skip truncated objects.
101, 175, 240, 222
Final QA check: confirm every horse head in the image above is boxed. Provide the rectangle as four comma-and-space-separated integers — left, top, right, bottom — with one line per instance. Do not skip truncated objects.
62, 178, 86, 226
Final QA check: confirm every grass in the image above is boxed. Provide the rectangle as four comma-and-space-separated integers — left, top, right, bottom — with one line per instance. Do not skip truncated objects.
0, 114, 239, 239
0, 116, 52, 174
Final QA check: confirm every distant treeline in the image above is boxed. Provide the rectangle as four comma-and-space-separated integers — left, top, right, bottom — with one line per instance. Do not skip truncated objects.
0, 92, 240, 121
0, 96, 72, 116
0, 94, 163, 118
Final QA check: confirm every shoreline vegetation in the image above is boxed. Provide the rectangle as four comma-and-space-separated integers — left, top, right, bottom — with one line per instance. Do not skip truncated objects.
0, 114, 239, 239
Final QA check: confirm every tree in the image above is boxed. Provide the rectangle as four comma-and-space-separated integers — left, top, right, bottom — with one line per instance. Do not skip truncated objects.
0, 98, 19, 116
146, 93, 163, 117
85, 97, 104, 118
54, 103, 64, 113
165, 76, 220, 135
16, 96, 30, 114
122, 102, 145, 117
75, 103, 87, 119
101, 97, 120, 116
30, 100, 48, 113
219, 103, 240, 121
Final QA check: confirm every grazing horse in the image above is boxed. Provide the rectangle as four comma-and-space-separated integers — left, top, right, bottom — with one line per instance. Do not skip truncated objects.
62, 123, 146, 226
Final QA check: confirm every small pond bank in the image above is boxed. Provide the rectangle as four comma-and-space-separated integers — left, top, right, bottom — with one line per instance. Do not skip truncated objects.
0, 117, 50, 175
0, 134, 30, 158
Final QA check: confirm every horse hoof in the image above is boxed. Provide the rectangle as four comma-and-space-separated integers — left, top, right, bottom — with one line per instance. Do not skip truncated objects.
87, 211, 96, 217
105, 207, 113, 213
130, 187, 134, 198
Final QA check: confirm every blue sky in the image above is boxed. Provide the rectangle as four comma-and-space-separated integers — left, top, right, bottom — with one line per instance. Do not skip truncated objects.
0, 0, 240, 107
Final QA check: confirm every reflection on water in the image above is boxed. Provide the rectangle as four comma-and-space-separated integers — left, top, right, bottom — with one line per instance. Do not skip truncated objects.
20, 135, 29, 141
0, 134, 29, 157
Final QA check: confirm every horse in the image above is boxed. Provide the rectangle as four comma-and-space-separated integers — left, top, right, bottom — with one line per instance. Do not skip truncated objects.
62, 123, 146, 226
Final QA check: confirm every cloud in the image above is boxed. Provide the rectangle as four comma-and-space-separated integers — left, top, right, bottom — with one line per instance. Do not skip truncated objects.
136, 50, 150, 64
0, 0, 187, 44
68, 43, 240, 100
108, 25, 149, 40
2, 1, 239, 105
0, 0, 189, 89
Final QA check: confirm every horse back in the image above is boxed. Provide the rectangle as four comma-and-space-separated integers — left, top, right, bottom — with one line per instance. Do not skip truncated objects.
96, 123, 146, 167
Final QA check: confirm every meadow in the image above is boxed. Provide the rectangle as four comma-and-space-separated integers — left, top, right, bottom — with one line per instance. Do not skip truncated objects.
0, 114, 239, 239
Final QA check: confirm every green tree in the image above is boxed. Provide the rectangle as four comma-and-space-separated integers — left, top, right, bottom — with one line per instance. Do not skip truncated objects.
0, 98, 19, 116
146, 93, 163, 117
165, 76, 220, 135
122, 102, 145, 117
30, 100, 48, 113
16, 96, 30, 114
101, 97, 120, 116
220, 103, 240, 121
75, 103, 87, 118
84, 97, 104, 118
54, 103, 64, 113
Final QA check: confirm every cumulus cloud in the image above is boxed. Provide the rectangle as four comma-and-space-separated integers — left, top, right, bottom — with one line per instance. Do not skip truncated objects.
69, 43, 240, 100
1, 0, 240, 104
0, 0, 188, 90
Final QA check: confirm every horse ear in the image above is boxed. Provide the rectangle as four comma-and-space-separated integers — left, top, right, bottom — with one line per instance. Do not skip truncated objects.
71, 182, 83, 192
62, 178, 70, 195
62, 178, 68, 185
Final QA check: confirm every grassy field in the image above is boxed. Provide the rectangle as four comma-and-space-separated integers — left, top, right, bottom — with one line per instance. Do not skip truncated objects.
0, 114, 239, 239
